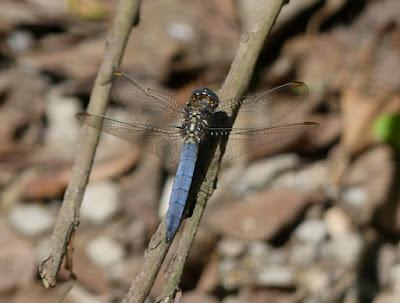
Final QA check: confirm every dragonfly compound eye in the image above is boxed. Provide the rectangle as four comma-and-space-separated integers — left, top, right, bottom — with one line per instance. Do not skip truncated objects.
203, 88, 219, 107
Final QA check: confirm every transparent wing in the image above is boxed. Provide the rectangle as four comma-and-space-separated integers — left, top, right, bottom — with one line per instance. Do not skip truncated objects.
110, 72, 185, 126
207, 82, 315, 161
217, 82, 308, 129
207, 122, 317, 161
208, 122, 316, 137
76, 113, 185, 166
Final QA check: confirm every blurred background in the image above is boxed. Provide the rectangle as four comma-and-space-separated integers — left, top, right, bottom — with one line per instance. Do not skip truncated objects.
0, 0, 399, 302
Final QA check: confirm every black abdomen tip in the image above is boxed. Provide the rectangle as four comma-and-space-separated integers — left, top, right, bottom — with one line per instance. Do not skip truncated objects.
166, 230, 174, 243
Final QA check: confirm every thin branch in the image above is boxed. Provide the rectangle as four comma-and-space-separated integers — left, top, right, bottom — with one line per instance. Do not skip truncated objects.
158, 1, 287, 301
121, 1, 288, 303
39, 0, 141, 288
121, 219, 171, 303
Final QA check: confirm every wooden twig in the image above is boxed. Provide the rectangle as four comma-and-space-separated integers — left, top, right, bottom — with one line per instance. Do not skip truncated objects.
121, 219, 171, 303
39, 0, 141, 288
122, 1, 288, 303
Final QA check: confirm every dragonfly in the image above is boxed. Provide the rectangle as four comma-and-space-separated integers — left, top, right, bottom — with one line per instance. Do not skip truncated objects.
77, 72, 317, 242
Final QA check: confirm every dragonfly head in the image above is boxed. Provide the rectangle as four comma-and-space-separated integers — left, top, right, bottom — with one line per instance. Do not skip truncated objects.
189, 88, 219, 112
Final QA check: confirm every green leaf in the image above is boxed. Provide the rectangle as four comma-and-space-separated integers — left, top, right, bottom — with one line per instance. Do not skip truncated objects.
373, 113, 400, 148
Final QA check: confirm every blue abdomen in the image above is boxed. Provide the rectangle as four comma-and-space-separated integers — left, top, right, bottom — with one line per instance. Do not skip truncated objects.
166, 141, 198, 242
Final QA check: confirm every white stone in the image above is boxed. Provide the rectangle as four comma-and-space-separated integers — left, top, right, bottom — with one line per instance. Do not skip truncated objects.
247, 241, 271, 258
159, 176, 174, 218
167, 22, 195, 42
257, 265, 295, 287
234, 154, 300, 194
45, 93, 81, 157
222, 296, 242, 303
342, 186, 367, 208
218, 238, 246, 258
300, 267, 330, 294
295, 219, 327, 245
219, 258, 236, 274
219, 258, 240, 290
389, 264, 400, 293
66, 283, 106, 303
290, 243, 317, 267
266, 249, 289, 265
6, 31, 34, 53
8, 204, 54, 236
272, 161, 329, 192
324, 206, 352, 239
322, 232, 363, 266
81, 181, 120, 224
86, 236, 125, 268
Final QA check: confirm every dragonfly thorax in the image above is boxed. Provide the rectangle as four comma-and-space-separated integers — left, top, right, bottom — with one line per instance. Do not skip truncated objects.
181, 110, 209, 144
181, 88, 220, 144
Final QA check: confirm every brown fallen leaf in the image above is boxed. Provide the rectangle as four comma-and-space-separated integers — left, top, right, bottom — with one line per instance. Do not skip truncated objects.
22, 148, 139, 200
72, 240, 110, 294
0, 224, 36, 292
340, 88, 400, 155
305, 113, 341, 150
11, 281, 72, 303
180, 290, 219, 303
206, 190, 313, 240
342, 145, 395, 226
241, 288, 300, 303
196, 253, 220, 292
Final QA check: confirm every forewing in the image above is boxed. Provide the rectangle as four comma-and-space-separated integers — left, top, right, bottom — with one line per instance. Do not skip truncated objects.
76, 113, 184, 166
111, 72, 185, 126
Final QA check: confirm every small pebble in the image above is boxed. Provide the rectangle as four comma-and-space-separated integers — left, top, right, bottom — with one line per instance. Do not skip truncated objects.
247, 241, 271, 258
300, 267, 330, 294
6, 30, 34, 53
8, 204, 54, 236
81, 181, 121, 224
159, 176, 174, 218
86, 236, 125, 268
324, 206, 352, 239
290, 244, 317, 267
266, 249, 289, 266
272, 161, 329, 192
234, 154, 300, 194
66, 283, 105, 303
257, 265, 295, 287
167, 22, 195, 41
322, 232, 363, 267
295, 219, 327, 245
389, 264, 400, 292
218, 238, 246, 258
45, 94, 81, 157
219, 258, 241, 290
341, 186, 367, 208
222, 296, 242, 303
